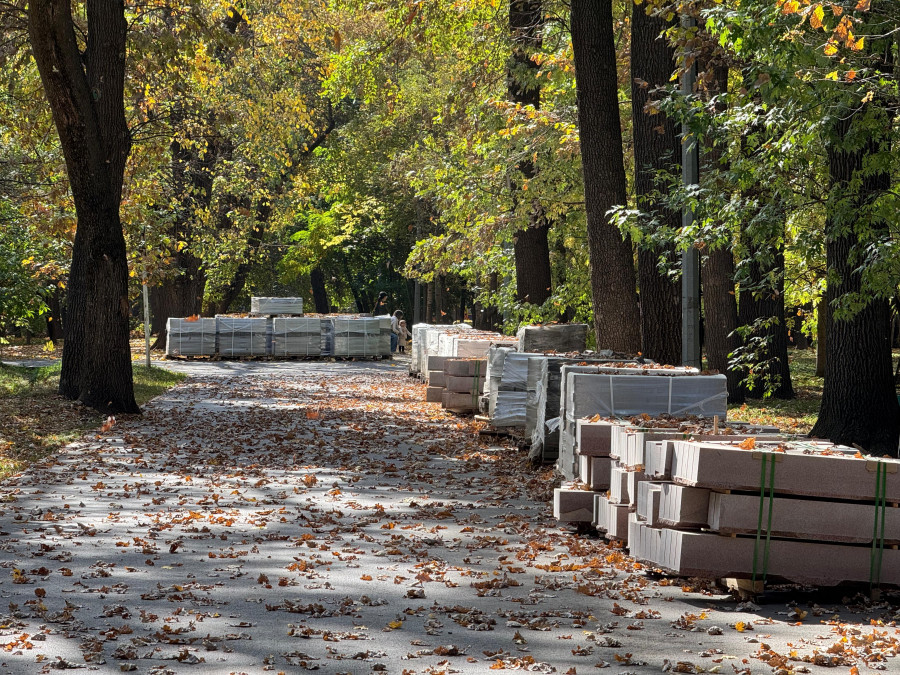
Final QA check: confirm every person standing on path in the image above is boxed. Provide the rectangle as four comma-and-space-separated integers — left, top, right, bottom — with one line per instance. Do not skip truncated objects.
373, 291, 388, 315
390, 310, 403, 353
397, 319, 409, 353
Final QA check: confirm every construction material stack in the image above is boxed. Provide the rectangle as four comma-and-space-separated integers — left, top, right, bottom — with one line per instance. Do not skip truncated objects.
529, 353, 636, 465
628, 437, 900, 587
441, 358, 487, 413
332, 316, 389, 357
165, 317, 216, 357
557, 364, 728, 481
516, 323, 588, 353
424, 356, 449, 403
216, 316, 267, 357
250, 297, 303, 315
272, 317, 323, 356
554, 416, 779, 535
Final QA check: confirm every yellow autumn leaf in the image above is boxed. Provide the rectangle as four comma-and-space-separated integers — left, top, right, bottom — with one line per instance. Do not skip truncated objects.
781, 0, 800, 14
855, 0, 870, 9
824, 40, 839, 55
735, 621, 746, 632
826, 71, 839, 81
387, 620, 403, 629
850, 36, 864, 51
809, 4, 824, 29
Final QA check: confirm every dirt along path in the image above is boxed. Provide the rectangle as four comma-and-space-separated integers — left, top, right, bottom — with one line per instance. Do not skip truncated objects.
0, 361, 899, 674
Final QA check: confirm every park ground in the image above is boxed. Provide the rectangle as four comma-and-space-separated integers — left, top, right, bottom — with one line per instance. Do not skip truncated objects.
0, 356, 898, 673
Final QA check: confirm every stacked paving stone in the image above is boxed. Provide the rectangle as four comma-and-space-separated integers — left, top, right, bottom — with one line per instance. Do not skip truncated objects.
165, 317, 217, 357
516, 323, 588, 353
529, 353, 637, 465
332, 316, 391, 357
271, 317, 324, 356
630, 436, 900, 586
216, 316, 268, 357
553, 417, 779, 528
557, 364, 728, 481
424, 356, 487, 413
250, 296, 304, 315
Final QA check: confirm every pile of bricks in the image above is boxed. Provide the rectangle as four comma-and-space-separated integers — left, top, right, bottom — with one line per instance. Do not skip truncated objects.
555, 417, 900, 586
425, 356, 486, 414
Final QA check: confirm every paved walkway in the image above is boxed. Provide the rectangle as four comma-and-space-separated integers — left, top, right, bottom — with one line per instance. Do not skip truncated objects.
0, 363, 898, 673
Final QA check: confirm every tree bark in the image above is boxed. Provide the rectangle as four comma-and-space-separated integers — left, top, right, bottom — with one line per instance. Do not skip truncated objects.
698, 64, 743, 403
28, 0, 138, 413
630, 1, 681, 366
310, 266, 330, 314
815, 297, 827, 378
509, 0, 553, 306
737, 240, 794, 399
811, 110, 899, 454
570, 0, 641, 352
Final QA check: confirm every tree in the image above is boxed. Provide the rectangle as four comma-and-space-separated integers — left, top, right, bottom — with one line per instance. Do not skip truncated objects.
630, 2, 682, 366
570, 0, 641, 352
509, 0, 553, 307
27, 0, 138, 413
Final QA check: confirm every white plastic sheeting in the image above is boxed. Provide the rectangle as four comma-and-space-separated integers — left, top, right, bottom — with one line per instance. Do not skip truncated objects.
516, 323, 588, 353
272, 317, 323, 356
217, 317, 268, 357
166, 317, 216, 357
332, 317, 391, 357
250, 297, 304, 315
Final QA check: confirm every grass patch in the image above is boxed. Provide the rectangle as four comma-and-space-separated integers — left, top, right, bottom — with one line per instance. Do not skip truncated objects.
728, 348, 822, 434
0, 363, 185, 481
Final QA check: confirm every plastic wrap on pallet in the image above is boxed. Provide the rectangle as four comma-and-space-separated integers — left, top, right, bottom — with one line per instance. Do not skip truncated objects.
498, 352, 532, 391
166, 317, 216, 357
332, 317, 384, 357
563, 372, 727, 420
516, 323, 588, 353
251, 297, 304, 315
377, 316, 392, 356
524, 356, 546, 437
484, 346, 516, 417
216, 316, 268, 357
410, 324, 432, 373
320, 318, 334, 356
272, 317, 323, 356
492, 391, 528, 427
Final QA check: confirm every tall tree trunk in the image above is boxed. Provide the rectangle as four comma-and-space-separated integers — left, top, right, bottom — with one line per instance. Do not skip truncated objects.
811, 109, 899, 454
310, 267, 330, 314
509, 0, 553, 306
630, 1, 681, 366
425, 281, 434, 323
513, 226, 552, 304
737, 240, 794, 399
570, 0, 641, 352
815, 297, 827, 378
434, 276, 445, 323
704, 248, 744, 403
698, 64, 744, 403
28, 0, 138, 413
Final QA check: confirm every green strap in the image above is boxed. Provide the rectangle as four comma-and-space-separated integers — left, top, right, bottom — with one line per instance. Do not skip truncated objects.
752, 452, 777, 584
870, 461, 887, 589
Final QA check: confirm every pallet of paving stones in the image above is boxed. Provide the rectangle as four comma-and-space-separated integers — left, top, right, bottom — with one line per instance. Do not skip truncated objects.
553, 416, 782, 523
165, 317, 217, 357
424, 356, 487, 414
250, 296, 304, 315
528, 352, 639, 465
216, 316, 268, 357
555, 422, 900, 587
516, 323, 588, 353
557, 365, 728, 481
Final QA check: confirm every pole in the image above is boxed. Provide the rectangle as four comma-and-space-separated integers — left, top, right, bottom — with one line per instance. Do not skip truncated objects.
681, 15, 701, 368
142, 276, 151, 369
